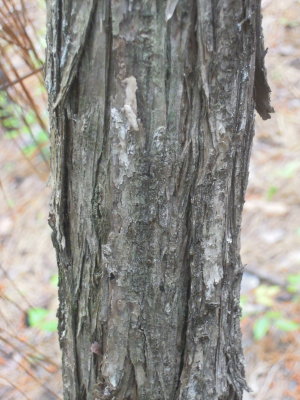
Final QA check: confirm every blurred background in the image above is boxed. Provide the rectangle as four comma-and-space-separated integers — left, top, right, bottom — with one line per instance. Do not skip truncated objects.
0, 0, 299, 399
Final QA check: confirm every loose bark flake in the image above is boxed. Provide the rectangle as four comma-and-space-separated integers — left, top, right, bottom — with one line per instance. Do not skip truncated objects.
253, 1, 274, 120
46, 1, 272, 399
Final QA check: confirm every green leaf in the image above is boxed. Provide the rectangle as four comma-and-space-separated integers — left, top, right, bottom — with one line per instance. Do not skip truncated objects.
0, 92, 7, 103
278, 161, 300, 178
240, 295, 248, 308
253, 316, 271, 340
255, 285, 280, 306
37, 130, 49, 143
287, 274, 300, 293
287, 274, 300, 285
279, 18, 299, 28
3, 117, 20, 129
0, 109, 10, 118
39, 320, 57, 332
27, 307, 57, 332
275, 318, 300, 332
4, 130, 20, 139
265, 310, 282, 320
28, 307, 49, 326
23, 144, 37, 156
266, 186, 278, 200
50, 274, 59, 287
7, 198, 15, 208
240, 295, 251, 318
20, 126, 31, 136
24, 110, 36, 125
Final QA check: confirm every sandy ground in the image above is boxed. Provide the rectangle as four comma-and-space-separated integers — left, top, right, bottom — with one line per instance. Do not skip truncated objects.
0, 0, 299, 398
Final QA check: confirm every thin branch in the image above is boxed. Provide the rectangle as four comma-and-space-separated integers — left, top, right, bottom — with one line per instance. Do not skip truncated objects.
0, 375, 31, 400
0, 329, 60, 369
0, 67, 43, 91
0, 334, 60, 373
0, 264, 34, 308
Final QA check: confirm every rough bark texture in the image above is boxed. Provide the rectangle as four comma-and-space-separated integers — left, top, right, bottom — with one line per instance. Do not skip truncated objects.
46, 1, 272, 399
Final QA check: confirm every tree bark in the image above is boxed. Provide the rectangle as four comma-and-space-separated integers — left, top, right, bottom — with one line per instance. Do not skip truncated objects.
46, 1, 272, 399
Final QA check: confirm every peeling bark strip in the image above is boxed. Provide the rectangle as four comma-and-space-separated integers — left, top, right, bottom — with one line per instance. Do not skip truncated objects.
46, 1, 272, 399
253, 2, 274, 120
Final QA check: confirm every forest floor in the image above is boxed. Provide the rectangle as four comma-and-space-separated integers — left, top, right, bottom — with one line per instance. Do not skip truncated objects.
0, 0, 299, 399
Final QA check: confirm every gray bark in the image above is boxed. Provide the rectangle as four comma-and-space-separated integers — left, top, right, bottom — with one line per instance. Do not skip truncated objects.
45, 1, 272, 399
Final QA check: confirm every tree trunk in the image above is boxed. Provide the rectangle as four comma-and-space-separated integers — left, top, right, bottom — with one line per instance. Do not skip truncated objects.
46, 1, 272, 399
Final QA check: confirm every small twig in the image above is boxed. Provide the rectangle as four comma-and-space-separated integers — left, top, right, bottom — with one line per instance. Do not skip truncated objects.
0, 375, 31, 400
0, 67, 43, 91
0, 293, 26, 314
256, 361, 282, 400
15, 357, 61, 400
0, 329, 60, 369
0, 307, 18, 333
0, 177, 14, 212
0, 334, 60, 373
0, 264, 34, 308
0, 57, 47, 131
10, 135, 45, 179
